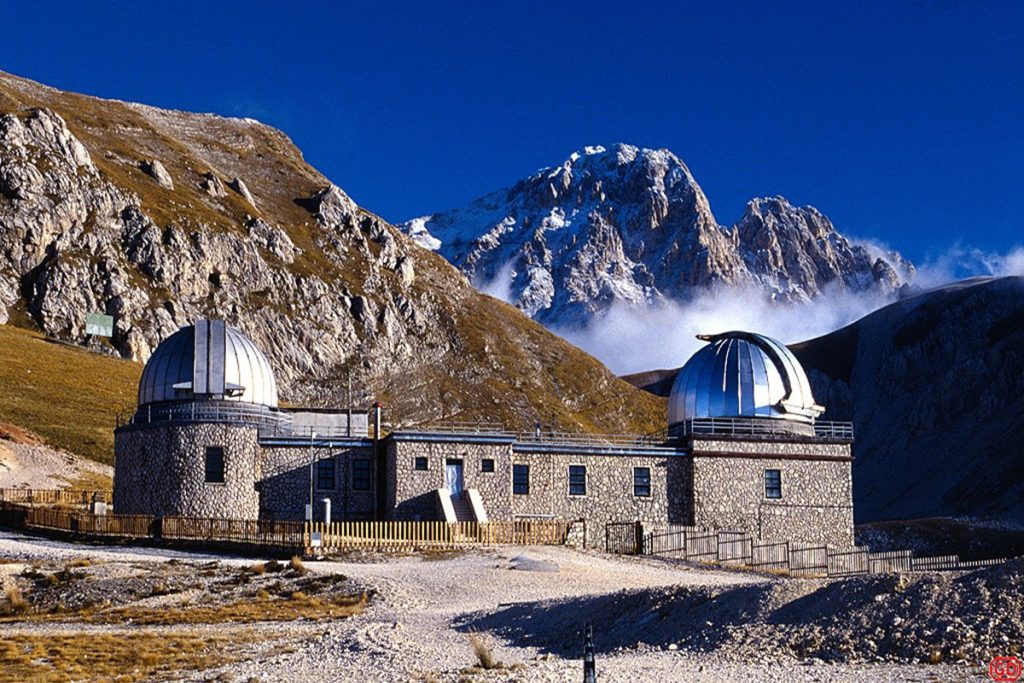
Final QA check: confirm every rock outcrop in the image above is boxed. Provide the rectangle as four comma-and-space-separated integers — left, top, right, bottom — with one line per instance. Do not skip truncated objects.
402, 144, 913, 327
0, 71, 665, 436
229, 176, 255, 207
140, 159, 173, 189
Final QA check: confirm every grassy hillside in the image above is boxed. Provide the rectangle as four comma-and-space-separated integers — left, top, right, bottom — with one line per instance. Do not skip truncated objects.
0, 324, 140, 464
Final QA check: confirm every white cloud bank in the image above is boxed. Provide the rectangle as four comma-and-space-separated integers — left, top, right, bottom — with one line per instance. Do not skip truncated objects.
555, 285, 896, 376
476, 244, 1024, 376
559, 244, 1024, 376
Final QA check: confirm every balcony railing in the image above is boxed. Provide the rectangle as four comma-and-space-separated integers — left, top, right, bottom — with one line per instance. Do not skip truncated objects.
118, 401, 285, 429
674, 417, 854, 440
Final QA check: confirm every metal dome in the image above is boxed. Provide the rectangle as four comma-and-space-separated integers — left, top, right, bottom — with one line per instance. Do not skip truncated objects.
137, 320, 278, 408
668, 331, 824, 427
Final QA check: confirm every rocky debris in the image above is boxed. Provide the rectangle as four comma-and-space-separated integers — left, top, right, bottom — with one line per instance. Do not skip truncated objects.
463, 557, 1024, 667
229, 176, 255, 207
139, 159, 173, 189
401, 144, 913, 326
200, 171, 226, 197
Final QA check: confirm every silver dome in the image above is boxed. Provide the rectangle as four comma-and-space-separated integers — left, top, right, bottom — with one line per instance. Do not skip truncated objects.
668, 331, 824, 427
137, 320, 278, 408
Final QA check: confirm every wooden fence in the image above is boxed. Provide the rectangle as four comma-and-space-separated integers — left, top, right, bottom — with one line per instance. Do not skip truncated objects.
307, 519, 572, 552
0, 498, 574, 553
162, 517, 305, 547
637, 524, 1015, 578
0, 488, 111, 507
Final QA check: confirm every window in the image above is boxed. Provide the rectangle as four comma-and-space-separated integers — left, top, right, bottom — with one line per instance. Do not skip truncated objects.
352, 458, 372, 491
568, 465, 587, 496
512, 464, 530, 495
316, 457, 336, 490
765, 469, 782, 499
481, 458, 495, 473
633, 467, 651, 497
414, 457, 428, 471
204, 447, 224, 483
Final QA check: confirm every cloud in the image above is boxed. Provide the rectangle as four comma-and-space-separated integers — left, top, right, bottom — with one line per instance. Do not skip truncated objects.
913, 244, 1024, 288
556, 284, 897, 376
474, 261, 516, 304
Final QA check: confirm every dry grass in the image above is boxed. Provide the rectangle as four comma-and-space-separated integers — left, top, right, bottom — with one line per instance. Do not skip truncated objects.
288, 555, 307, 575
86, 592, 367, 625
468, 632, 502, 670
2, 586, 29, 616
0, 631, 254, 682
0, 325, 140, 465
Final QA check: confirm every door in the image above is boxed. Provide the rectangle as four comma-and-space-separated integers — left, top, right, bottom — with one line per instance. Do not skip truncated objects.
445, 459, 464, 496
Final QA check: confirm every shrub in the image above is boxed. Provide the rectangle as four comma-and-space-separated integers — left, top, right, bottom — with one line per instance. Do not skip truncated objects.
469, 633, 501, 670
250, 562, 266, 576
4, 586, 29, 615
288, 556, 307, 576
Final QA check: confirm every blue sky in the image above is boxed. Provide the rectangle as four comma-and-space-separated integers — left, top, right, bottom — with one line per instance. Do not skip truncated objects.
1, 1, 1022, 266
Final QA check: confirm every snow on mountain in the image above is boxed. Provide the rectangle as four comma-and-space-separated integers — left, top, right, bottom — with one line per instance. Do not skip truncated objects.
401, 144, 914, 327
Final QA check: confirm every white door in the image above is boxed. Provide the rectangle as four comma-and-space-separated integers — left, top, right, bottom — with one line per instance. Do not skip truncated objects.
445, 460, 464, 496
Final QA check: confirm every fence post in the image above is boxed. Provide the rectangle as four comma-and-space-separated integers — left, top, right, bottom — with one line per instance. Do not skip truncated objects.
583, 622, 597, 683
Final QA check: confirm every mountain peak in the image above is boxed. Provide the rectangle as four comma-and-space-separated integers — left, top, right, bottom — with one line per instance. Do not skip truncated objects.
400, 149, 912, 325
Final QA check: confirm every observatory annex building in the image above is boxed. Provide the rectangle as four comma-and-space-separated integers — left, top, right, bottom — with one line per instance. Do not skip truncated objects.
113, 320, 855, 547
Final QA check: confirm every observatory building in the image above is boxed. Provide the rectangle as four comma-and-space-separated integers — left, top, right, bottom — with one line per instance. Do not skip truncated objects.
114, 321, 854, 547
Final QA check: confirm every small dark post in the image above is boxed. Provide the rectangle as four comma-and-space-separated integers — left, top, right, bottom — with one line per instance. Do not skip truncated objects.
583, 621, 596, 683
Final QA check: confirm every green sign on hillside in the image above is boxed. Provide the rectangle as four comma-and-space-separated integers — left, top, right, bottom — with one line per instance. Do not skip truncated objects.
85, 312, 114, 338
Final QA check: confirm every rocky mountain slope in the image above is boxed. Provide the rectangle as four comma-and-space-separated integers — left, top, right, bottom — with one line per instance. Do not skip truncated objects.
623, 277, 1024, 524
0, 71, 665, 441
402, 144, 913, 326
791, 276, 1024, 524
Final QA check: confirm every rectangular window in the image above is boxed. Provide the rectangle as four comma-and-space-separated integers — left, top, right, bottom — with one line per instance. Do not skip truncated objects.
765, 469, 782, 499
316, 457, 336, 490
512, 464, 530, 495
204, 447, 224, 484
568, 465, 587, 496
481, 458, 495, 473
414, 457, 428, 471
352, 458, 372, 491
633, 467, 651, 497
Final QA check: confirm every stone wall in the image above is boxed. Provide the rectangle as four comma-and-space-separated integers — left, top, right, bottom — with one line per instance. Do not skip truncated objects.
509, 449, 692, 547
386, 438, 512, 521
387, 435, 693, 547
690, 437, 854, 546
113, 422, 262, 519
260, 444, 375, 521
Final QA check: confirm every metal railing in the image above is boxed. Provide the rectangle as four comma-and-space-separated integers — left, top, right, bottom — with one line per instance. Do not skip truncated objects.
257, 422, 370, 440
118, 401, 286, 429
673, 417, 854, 440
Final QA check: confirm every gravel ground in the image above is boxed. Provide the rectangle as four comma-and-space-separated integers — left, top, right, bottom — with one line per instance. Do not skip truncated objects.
0, 531, 995, 682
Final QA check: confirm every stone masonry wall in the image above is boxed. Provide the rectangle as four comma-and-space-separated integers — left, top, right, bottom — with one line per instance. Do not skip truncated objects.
387, 436, 693, 548
510, 450, 692, 548
260, 444, 375, 521
690, 437, 854, 546
387, 439, 512, 521
113, 422, 262, 519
